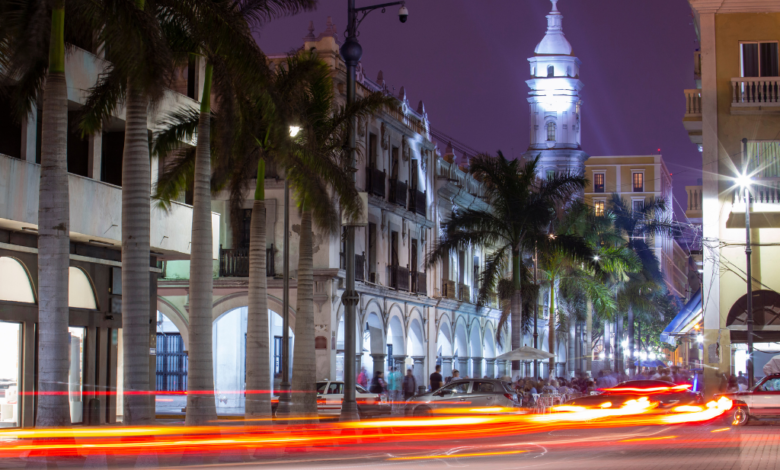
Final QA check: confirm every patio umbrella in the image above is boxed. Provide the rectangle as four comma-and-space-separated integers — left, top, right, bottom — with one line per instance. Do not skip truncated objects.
495, 346, 555, 362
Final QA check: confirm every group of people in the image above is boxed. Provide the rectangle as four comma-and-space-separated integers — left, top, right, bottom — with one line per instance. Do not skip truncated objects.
510, 375, 596, 407
725, 371, 749, 392
634, 365, 696, 384
363, 366, 423, 405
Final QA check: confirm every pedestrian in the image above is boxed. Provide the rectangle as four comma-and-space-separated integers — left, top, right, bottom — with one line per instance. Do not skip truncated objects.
402, 368, 417, 400
452, 369, 460, 381
388, 366, 402, 410
357, 366, 368, 388
370, 370, 386, 394
430, 364, 443, 391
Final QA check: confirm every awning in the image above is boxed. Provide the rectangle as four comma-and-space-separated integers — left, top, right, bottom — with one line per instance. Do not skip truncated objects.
660, 289, 702, 346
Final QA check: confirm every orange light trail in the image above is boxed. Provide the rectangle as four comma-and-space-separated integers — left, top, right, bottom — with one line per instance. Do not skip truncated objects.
711, 428, 731, 433
387, 450, 528, 460
620, 435, 677, 443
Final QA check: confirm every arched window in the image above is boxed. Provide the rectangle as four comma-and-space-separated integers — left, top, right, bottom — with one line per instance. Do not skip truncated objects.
547, 65, 554, 77
0, 257, 35, 303
546, 121, 556, 141
69, 267, 97, 309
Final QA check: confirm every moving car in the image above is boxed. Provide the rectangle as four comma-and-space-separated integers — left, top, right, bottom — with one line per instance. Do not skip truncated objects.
404, 379, 520, 416
719, 374, 780, 426
564, 380, 702, 410
272, 380, 391, 418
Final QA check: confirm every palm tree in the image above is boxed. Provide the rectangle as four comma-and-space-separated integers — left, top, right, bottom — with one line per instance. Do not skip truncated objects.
0, 0, 72, 426
608, 194, 674, 374
282, 57, 390, 416
427, 154, 589, 377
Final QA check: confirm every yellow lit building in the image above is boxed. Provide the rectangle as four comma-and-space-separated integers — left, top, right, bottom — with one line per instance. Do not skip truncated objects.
683, 0, 780, 396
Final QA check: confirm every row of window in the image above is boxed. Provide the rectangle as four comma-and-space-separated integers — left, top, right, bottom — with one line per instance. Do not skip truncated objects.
589, 171, 643, 193
594, 199, 645, 216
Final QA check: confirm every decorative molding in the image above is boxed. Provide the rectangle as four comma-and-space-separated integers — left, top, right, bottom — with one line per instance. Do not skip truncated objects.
380, 122, 389, 150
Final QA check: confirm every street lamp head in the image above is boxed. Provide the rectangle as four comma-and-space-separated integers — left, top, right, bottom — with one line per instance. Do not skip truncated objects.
737, 172, 752, 190
593, 255, 600, 262
289, 125, 301, 138
340, 37, 363, 67
398, 3, 408, 23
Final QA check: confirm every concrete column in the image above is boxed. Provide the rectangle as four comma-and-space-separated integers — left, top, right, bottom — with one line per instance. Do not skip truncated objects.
356, 354, 363, 377
88, 132, 102, 180
20, 108, 37, 163
441, 356, 453, 378
497, 360, 507, 378
472, 357, 483, 378
412, 356, 425, 392
485, 358, 496, 378
393, 355, 407, 373
699, 11, 722, 398
370, 353, 387, 376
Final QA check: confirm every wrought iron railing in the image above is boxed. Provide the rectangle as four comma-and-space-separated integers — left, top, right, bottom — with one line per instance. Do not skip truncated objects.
411, 271, 427, 295
442, 280, 457, 300
219, 244, 274, 277
410, 189, 426, 217
390, 264, 410, 291
366, 167, 386, 198
389, 178, 407, 207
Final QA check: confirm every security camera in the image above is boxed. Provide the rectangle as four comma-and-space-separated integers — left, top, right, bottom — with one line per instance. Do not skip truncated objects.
399, 3, 408, 23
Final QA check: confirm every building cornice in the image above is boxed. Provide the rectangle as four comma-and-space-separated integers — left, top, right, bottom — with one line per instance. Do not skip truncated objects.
689, 0, 780, 13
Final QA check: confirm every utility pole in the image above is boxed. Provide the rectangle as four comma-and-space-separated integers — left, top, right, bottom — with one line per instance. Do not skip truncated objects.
742, 138, 755, 388
533, 246, 539, 380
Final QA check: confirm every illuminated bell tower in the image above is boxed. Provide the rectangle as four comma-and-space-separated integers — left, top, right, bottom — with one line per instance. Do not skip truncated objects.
523, 0, 588, 177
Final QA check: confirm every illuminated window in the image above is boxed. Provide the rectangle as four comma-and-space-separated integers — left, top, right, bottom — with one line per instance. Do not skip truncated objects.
69, 267, 97, 310
741, 42, 779, 77
547, 65, 554, 77
593, 173, 605, 193
0, 258, 35, 303
546, 122, 556, 142
594, 200, 605, 216
632, 172, 644, 192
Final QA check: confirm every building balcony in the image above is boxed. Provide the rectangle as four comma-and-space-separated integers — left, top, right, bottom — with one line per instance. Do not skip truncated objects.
388, 178, 407, 207
458, 283, 471, 303
218, 245, 275, 278
411, 271, 426, 296
366, 167, 386, 199
442, 279, 457, 300
727, 178, 780, 228
338, 252, 366, 282
685, 185, 702, 221
409, 189, 426, 217
389, 264, 409, 292
730, 78, 780, 114
682, 89, 702, 147
0, 154, 214, 260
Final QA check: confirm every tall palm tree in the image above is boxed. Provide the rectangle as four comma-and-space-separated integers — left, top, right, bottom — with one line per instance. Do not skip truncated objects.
427, 154, 589, 377
282, 57, 390, 416
75, 0, 174, 424
0, 0, 72, 426
608, 194, 674, 374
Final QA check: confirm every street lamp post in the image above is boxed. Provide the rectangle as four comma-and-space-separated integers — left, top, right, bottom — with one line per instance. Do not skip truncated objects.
533, 246, 539, 380
740, 138, 755, 388
277, 125, 301, 417
340, 0, 407, 422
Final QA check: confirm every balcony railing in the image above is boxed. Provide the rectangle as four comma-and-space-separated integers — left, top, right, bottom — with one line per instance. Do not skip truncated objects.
389, 179, 407, 207
411, 271, 427, 295
409, 189, 426, 217
731, 78, 780, 106
684, 89, 702, 116
355, 253, 365, 282
390, 265, 409, 292
219, 244, 275, 277
366, 167, 386, 198
442, 280, 457, 300
733, 178, 780, 205
458, 283, 471, 303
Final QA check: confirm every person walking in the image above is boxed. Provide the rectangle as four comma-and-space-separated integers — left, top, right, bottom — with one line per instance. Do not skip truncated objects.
402, 368, 417, 400
430, 365, 443, 391
370, 371, 387, 394
357, 366, 368, 389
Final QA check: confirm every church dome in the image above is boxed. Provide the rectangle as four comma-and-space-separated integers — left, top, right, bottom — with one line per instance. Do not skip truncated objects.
534, 0, 573, 56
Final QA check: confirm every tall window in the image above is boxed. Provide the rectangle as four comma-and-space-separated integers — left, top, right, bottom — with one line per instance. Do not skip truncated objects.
546, 122, 556, 142
632, 172, 644, 192
594, 200, 605, 216
741, 42, 779, 77
547, 65, 554, 77
593, 173, 605, 193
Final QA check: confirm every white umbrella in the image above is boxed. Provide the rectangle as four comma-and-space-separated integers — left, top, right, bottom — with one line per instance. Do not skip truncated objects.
495, 346, 554, 362
763, 354, 780, 376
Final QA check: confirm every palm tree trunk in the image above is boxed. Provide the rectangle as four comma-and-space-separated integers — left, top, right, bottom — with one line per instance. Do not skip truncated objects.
510, 251, 522, 376
245, 160, 271, 418
185, 63, 217, 425
548, 279, 556, 379
121, 83, 153, 425
36, 1, 70, 427
290, 209, 317, 416
627, 306, 634, 377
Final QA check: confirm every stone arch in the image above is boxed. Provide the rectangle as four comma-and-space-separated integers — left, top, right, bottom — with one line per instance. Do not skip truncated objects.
468, 318, 483, 357
407, 307, 425, 340
157, 297, 190, 349
452, 315, 469, 359
727, 289, 780, 327
0, 257, 36, 303
436, 313, 453, 357
407, 317, 425, 357
483, 323, 497, 359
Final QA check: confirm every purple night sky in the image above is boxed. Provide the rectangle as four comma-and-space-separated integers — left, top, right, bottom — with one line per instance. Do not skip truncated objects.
254, 0, 701, 220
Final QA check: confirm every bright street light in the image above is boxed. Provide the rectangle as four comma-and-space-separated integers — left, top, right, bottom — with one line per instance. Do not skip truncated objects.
649, 353, 656, 360
697, 334, 703, 343
593, 255, 600, 261
736, 172, 752, 189
289, 125, 301, 138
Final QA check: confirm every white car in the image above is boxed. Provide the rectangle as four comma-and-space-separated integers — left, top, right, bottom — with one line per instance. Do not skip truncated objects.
316, 380, 391, 418
720, 374, 780, 425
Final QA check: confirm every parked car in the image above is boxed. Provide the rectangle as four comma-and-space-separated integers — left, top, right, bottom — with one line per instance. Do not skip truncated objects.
272, 380, 391, 418
404, 379, 520, 417
564, 380, 702, 410
718, 374, 780, 426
